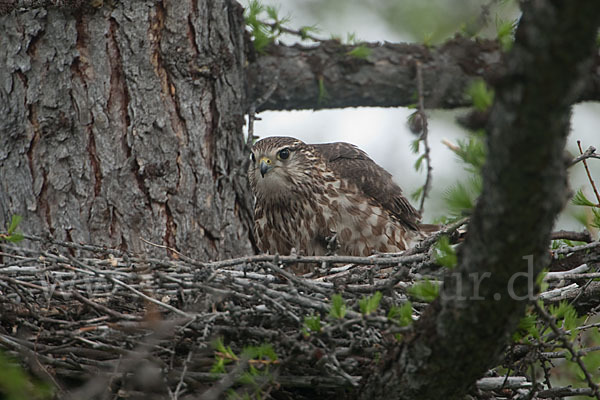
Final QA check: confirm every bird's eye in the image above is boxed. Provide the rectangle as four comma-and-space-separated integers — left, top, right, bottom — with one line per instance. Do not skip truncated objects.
277, 148, 290, 160
251, 153, 256, 163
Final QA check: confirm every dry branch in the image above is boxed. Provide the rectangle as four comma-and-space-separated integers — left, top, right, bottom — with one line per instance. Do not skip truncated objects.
1, 232, 599, 399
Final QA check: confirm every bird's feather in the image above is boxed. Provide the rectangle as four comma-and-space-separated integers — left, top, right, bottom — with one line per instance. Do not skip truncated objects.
312, 142, 421, 230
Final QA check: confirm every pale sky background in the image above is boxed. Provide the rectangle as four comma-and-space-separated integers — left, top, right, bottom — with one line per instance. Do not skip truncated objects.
246, 1, 600, 230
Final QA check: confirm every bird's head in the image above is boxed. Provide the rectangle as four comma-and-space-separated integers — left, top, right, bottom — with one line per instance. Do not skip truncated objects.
249, 136, 319, 202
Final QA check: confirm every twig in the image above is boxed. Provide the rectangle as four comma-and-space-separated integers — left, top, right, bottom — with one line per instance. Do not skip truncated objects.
577, 141, 600, 206
71, 290, 140, 321
169, 350, 192, 400
201, 253, 427, 268
2, 233, 600, 399
536, 386, 597, 398
534, 302, 600, 400
551, 240, 600, 255
551, 229, 593, 243
476, 376, 531, 390
570, 145, 600, 167
199, 356, 249, 400
415, 60, 433, 214
403, 217, 468, 256
263, 261, 329, 295
264, 21, 323, 43
247, 78, 279, 146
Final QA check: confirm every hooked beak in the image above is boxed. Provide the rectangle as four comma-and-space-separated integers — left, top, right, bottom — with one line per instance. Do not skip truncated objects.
259, 157, 273, 177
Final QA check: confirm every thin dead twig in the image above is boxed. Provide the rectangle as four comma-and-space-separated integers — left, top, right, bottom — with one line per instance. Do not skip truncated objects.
534, 302, 600, 400
551, 229, 593, 243
570, 145, 600, 167
577, 141, 600, 206
415, 60, 433, 214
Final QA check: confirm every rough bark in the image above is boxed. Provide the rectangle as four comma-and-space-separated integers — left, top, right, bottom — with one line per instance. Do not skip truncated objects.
0, 0, 254, 260
247, 36, 600, 111
359, 1, 600, 399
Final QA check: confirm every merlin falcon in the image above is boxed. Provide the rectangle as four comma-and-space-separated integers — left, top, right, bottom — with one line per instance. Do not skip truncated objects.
249, 136, 423, 257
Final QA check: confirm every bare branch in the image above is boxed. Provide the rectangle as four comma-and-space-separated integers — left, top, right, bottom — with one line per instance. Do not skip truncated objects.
534, 303, 600, 399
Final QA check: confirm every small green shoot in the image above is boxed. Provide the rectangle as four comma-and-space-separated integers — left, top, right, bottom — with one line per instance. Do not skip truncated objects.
467, 79, 494, 112
411, 186, 424, 202
359, 291, 382, 315
592, 208, 600, 229
347, 44, 371, 59
0, 351, 54, 400
410, 138, 420, 154
329, 293, 347, 319
549, 301, 580, 339
447, 136, 486, 172
408, 280, 439, 302
414, 154, 426, 172
434, 236, 457, 269
536, 268, 549, 294
211, 337, 237, 373
302, 314, 322, 336
572, 189, 598, 207
299, 25, 319, 40
496, 17, 516, 51
317, 77, 329, 104
244, 1, 289, 53
387, 301, 413, 327
2, 215, 24, 243
513, 313, 540, 342
443, 178, 481, 218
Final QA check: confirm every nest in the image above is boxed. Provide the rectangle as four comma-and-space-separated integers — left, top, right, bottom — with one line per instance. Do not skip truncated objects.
1, 228, 599, 399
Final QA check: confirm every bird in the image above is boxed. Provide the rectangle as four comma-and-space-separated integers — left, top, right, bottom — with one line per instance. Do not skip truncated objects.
248, 136, 423, 258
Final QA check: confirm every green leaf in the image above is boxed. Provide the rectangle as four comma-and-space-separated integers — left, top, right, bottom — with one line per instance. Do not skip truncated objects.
243, 0, 278, 53
211, 357, 227, 374
265, 5, 279, 21
414, 154, 425, 172
7, 214, 22, 235
387, 302, 413, 327
346, 32, 358, 44
299, 25, 319, 40
408, 280, 439, 302
347, 45, 371, 60
215, 337, 236, 359
433, 235, 457, 269
242, 343, 277, 362
448, 137, 486, 172
317, 77, 329, 104
592, 208, 600, 229
496, 17, 517, 52
411, 186, 424, 202
548, 301, 579, 337
410, 139, 420, 154
252, 27, 275, 53
422, 32, 434, 48
513, 314, 539, 341
536, 268, 549, 293
467, 79, 494, 112
444, 180, 477, 218
238, 370, 257, 386
0, 351, 54, 400
572, 189, 597, 207
303, 314, 321, 335
359, 291, 382, 315
329, 293, 347, 319
5, 232, 24, 243
245, 0, 264, 19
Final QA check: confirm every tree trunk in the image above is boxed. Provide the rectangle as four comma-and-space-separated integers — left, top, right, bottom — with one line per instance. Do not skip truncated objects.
0, 0, 254, 260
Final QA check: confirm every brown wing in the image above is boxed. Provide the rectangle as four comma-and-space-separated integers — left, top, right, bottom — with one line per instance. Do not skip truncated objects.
312, 142, 421, 231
